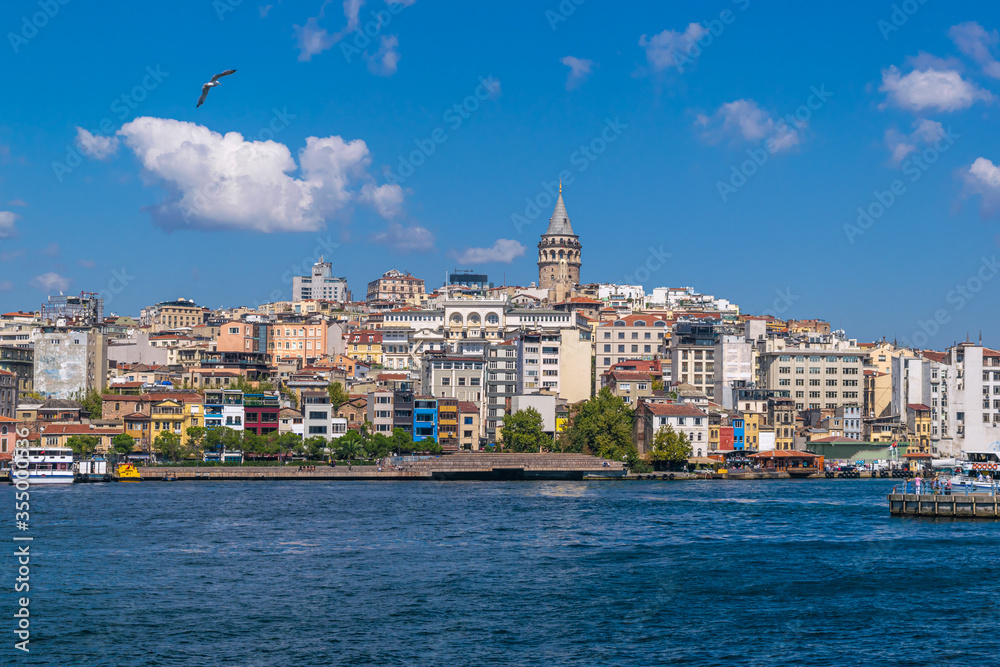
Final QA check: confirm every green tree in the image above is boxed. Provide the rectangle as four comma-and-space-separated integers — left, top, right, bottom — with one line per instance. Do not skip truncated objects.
185, 426, 206, 458
78, 388, 104, 420
651, 379, 665, 392
204, 427, 224, 453
565, 387, 637, 464
304, 436, 328, 460
284, 391, 299, 410
391, 427, 414, 455
500, 408, 551, 453
648, 426, 692, 471
66, 435, 99, 458
153, 431, 186, 462
365, 433, 393, 460
272, 432, 303, 457
327, 381, 350, 411
336, 431, 365, 461
417, 437, 443, 455
111, 433, 135, 457
242, 432, 265, 460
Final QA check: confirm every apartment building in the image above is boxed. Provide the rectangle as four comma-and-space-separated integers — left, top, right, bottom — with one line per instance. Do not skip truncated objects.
141, 298, 206, 332
756, 334, 864, 412
596, 314, 670, 381
292, 258, 350, 302
633, 401, 710, 457
33, 329, 108, 399
420, 354, 485, 404
367, 269, 425, 305
267, 320, 345, 363
486, 341, 517, 444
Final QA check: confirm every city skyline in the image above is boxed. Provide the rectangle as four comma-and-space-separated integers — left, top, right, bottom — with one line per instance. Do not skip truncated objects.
2, 1, 1000, 346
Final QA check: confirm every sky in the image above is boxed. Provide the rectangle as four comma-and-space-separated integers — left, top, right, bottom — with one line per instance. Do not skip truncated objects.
2, 0, 1000, 348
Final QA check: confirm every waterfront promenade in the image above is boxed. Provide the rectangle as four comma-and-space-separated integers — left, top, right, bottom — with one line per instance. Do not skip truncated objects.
138, 453, 627, 482
888, 492, 1000, 518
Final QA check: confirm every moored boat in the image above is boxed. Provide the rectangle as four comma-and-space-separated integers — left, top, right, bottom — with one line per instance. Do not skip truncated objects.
8, 446, 75, 485
74, 458, 111, 483
114, 463, 142, 482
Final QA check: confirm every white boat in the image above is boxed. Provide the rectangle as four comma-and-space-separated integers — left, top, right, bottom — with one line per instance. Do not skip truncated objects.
9, 446, 75, 485
945, 450, 1000, 492
947, 474, 1000, 493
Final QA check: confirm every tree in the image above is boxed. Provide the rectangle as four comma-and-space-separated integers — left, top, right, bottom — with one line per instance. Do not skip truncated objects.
78, 388, 104, 420
185, 426, 206, 458
501, 408, 551, 453
565, 387, 637, 464
648, 426, 692, 471
327, 381, 350, 411
153, 431, 186, 462
272, 432, 303, 459
416, 437, 443, 455
111, 434, 135, 457
651, 379, 665, 392
66, 435, 99, 458
284, 391, 299, 410
304, 436, 328, 460
365, 433, 393, 460
336, 431, 365, 461
391, 427, 414, 455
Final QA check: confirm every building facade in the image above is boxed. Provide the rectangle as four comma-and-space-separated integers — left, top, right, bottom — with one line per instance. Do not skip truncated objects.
537, 187, 582, 302
292, 258, 350, 302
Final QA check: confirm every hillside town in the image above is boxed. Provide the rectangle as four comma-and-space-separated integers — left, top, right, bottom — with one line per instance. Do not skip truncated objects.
0, 192, 992, 466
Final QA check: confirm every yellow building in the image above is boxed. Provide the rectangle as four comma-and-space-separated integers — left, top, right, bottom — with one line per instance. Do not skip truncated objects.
743, 413, 761, 450
149, 397, 204, 446
906, 403, 932, 453
346, 330, 384, 366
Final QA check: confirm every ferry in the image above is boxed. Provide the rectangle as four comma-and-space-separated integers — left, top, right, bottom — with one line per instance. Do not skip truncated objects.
114, 463, 142, 482
9, 447, 75, 485
946, 451, 1000, 492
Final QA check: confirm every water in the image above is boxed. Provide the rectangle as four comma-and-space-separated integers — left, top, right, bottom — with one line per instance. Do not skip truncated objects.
3, 479, 999, 666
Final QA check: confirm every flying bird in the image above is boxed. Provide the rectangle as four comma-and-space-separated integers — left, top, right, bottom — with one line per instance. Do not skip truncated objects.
196, 69, 237, 108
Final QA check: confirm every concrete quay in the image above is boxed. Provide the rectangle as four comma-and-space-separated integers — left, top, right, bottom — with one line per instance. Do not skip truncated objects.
137, 453, 626, 482
888, 493, 1000, 518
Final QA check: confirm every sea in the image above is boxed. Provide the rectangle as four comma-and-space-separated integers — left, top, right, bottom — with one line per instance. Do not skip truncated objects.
2, 479, 999, 666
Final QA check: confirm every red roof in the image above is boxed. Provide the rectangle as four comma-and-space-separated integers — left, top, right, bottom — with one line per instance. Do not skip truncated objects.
604, 371, 655, 382
750, 450, 821, 459
641, 403, 707, 418
907, 403, 931, 411
102, 392, 202, 403
921, 350, 946, 363
39, 424, 124, 436
457, 401, 479, 413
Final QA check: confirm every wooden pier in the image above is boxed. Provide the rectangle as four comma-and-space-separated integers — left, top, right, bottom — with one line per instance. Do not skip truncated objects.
888, 493, 1000, 518
137, 453, 626, 482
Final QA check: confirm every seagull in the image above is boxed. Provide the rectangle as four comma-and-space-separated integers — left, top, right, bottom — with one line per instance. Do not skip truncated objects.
196, 69, 237, 108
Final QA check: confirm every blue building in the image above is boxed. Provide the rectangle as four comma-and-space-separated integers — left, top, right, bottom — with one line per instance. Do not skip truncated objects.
413, 397, 438, 442
733, 417, 745, 451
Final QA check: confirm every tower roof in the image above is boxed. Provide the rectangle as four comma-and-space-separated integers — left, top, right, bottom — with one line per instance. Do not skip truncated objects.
544, 187, 576, 237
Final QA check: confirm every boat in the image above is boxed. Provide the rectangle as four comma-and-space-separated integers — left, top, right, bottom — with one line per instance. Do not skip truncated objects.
74, 458, 111, 483
945, 450, 1000, 492
8, 446, 75, 485
114, 463, 142, 482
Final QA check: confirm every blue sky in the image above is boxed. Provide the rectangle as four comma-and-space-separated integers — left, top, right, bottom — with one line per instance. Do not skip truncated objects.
2, 0, 1000, 347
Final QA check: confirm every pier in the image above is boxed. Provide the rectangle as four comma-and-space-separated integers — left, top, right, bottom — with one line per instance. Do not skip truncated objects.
888, 493, 1000, 518
137, 453, 626, 482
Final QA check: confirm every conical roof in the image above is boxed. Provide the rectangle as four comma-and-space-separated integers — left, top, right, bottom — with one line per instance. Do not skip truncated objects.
544, 190, 576, 237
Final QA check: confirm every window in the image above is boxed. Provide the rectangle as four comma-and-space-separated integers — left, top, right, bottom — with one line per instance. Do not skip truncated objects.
442, 378, 451, 386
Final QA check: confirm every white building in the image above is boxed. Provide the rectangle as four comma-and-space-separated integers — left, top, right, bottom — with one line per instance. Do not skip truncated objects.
292, 258, 350, 302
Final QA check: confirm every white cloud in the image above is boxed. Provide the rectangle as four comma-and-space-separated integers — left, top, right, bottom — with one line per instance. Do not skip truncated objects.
365, 35, 400, 76
949, 22, 1000, 79
963, 157, 1000, 218
361, 183, 403, 218
639, 23, 706, 73
371, 222, 434, 253
31, 272, 70, 292
293, 0, 363, 61
118, 116, 398, 232
78, 259, 97, 268
696, 99, 801, 153
884, 119, 945, 166
454, 239, 525, 265
75, 127, 120, 160
879, 66, 993, 112
0, 281, 13, 292
0, 211, 18, 239
561, 56, 595, 90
